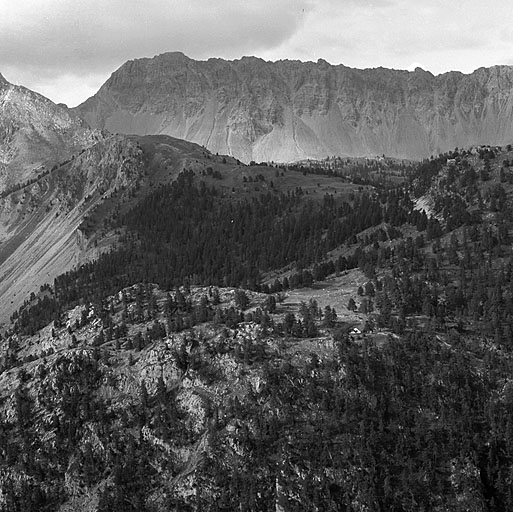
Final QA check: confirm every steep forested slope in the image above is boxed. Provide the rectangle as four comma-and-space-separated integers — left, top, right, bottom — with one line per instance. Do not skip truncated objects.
0, 133, 240, 323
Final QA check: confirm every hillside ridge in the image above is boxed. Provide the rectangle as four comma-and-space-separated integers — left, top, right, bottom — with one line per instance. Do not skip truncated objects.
0, 74, 103, 192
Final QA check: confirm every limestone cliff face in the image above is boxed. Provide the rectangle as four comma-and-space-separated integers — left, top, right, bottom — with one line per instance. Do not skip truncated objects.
75, 53, 513, 162
0, 73, 103, 192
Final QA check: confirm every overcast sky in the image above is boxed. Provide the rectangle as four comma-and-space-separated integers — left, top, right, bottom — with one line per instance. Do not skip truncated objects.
2, 0, 513, 107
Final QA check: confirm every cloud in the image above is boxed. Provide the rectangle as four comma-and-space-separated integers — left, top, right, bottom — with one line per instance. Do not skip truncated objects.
0, 0, 309, 73
1, 0, 513, 106
260, 0, 513, 75
0, 0, 309, 104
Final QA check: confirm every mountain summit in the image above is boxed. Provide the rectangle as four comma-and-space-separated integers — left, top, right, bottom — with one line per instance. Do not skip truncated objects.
75, 54, 513, 162
0, 74, 102, 191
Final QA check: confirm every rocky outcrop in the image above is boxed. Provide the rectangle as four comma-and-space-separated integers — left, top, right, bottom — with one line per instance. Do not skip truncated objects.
75, 53, 513, 162
0, 74, 103, 192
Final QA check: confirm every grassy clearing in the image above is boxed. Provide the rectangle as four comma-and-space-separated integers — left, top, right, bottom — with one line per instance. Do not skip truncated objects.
278, 269, 369, 326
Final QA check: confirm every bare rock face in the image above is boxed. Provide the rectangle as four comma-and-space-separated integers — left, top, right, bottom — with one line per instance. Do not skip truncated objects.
75, 54, 513, 162
0, 73, 103, 192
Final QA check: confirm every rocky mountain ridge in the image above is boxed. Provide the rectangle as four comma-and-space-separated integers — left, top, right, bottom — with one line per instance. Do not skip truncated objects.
0, 135, 143, 324
0, 132, 223, 324
0, 73, 103, 192
75, 53, 513, 163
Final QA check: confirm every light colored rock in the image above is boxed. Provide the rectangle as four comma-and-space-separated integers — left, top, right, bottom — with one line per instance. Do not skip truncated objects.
75, 54, 513, 163
0, 74, 102, 192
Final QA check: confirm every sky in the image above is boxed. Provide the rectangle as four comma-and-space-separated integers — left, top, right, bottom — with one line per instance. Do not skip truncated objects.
1, 0, 513, 107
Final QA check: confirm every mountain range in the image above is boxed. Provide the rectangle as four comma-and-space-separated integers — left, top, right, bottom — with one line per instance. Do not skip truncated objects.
76, 52, 513, 163
4, 54, 513, 510
3, 55, 513, 321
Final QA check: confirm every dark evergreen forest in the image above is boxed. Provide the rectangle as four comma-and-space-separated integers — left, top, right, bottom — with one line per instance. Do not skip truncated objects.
5, 146, 513, 510
12, 166, 424, 335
